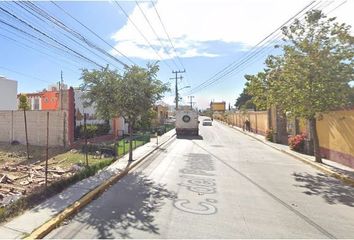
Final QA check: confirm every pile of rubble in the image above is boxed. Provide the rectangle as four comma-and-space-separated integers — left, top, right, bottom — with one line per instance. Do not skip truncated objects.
0, 164, 77, 206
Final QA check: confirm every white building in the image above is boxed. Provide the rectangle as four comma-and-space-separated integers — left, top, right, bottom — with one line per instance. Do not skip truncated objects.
0, 76, 18, 110
74, 89, 105, 126
74, 88, 128, 136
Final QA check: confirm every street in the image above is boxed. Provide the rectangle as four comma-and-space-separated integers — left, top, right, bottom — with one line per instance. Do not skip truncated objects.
47, 119, 354, 239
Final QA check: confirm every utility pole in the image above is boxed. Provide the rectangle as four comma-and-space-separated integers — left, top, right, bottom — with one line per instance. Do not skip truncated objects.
170, 76, 183, 108
188, 96, 195, 109
172, 69, 185, 110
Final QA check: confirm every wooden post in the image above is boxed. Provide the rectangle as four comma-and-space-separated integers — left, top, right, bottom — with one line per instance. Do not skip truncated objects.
24, 109, 30, 160
84, 113, 88, 166
123, 138, 126, 155
116, 134, 119, 160
45, 112, 49, 189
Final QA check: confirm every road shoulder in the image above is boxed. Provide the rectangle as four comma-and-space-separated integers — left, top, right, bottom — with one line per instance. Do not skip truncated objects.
218, 121, 354, 187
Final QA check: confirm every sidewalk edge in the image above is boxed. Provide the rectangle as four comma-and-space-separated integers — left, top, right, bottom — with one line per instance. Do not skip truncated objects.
25, 133, 176, 239
219, 121, 354, 187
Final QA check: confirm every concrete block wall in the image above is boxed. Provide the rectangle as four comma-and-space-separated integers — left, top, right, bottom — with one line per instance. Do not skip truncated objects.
0, 110, 69, 146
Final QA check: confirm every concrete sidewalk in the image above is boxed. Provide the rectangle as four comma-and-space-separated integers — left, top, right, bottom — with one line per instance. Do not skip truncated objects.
220, 121, 354, 184
0, 130, 176, 239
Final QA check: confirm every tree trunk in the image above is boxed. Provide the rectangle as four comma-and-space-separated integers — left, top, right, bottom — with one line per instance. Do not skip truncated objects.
309, 118, 322, 163
128, 121, 133, 162
24, 109, 29, 160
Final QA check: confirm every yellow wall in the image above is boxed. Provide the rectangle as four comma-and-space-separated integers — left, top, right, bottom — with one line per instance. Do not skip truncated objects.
224, 111, 268, 135
256, 112, 268, 134
219, 109, 354, 168
298, 118, 308, 135
211, 102, 225, 111
317, 109, 354, 158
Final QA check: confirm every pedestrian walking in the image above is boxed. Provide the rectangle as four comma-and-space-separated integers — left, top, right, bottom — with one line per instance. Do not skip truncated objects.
245, 119, 251, 132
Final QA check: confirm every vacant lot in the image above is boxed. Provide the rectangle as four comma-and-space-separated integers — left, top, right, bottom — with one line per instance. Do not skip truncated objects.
0, 142, 113, 207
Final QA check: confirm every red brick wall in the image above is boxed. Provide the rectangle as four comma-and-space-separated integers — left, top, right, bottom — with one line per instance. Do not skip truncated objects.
67, 87, 75, 147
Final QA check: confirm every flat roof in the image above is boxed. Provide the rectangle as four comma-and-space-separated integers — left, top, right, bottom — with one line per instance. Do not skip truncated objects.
0, 76, 17, 83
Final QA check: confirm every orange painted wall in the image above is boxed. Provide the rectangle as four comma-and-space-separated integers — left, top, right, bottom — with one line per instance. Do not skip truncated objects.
41, 91, 59, 110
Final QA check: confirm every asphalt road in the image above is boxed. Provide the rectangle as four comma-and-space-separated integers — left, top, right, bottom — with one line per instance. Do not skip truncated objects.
47, 118, 354, 239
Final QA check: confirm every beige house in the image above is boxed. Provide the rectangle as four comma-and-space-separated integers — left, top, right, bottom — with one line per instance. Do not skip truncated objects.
152, 102, 168, 125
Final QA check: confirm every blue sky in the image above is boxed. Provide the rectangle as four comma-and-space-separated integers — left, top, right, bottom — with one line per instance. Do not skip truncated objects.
0, 0, 353, 109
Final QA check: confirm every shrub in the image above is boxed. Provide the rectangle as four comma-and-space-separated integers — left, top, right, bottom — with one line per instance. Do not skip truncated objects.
288, 134, 306, 152
76, 123, 110, 139
265, 129, 273, 142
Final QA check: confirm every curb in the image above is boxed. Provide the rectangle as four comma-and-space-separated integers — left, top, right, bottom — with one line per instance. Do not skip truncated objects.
25, 133, 176, 239
218, 121, 354, 188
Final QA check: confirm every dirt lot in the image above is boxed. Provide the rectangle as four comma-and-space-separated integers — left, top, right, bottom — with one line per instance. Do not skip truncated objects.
0, 142, 112, 207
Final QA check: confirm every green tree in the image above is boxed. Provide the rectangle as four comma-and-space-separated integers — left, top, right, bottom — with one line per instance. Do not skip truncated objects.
135, 108, 157, 130
269, 10, 353, 162
349, 86, 354, 106
18, 94, 30, 160
244, 71, 272, 111
81, 63, 169, 161
235, 88, 257, 110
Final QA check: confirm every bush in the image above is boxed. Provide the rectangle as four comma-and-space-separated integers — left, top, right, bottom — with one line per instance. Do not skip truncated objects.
265, 129, 273, 142
288, 134, 306, 152
76, 123, 110, 139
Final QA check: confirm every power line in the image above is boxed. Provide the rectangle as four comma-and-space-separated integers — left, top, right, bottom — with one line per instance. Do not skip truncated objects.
0, 66, 51, 84
0, 10, 94, 70
0, 17, 100, 69
114, 1, 173, 71
186, 0, 328, 95
196, 0, 338, 93
51, 1, 136, 67
0, 5, 104, 68
151, 1, 186, 70
11, 1, 119, 69
135, 1, 179, 69
20, 2, 125, 69
187, 0, 317, 94
0, 22, 91, 71
0, 32, 80, 74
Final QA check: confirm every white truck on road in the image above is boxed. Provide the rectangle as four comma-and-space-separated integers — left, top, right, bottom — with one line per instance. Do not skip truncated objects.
175, 109, 199, 136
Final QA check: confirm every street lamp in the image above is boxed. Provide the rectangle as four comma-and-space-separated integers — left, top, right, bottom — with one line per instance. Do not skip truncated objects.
178, 85, 191, 91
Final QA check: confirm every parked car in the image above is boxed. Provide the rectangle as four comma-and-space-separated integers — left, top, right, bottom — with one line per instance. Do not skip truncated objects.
202, 118, 213, 126
166, 116, 176, 124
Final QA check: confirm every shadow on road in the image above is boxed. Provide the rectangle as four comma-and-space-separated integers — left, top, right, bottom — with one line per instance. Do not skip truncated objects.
59, 172, 177, 238
292, 172, 354, 207
176, 135, 203, 140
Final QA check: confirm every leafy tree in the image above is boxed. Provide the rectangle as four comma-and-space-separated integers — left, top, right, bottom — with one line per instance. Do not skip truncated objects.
135, 108, 157, 130
81, 63, 169, 161
348, 86, 354, 106
235, 88, 257, 110
18, 94, 30, 159
262, 10, 353, 163
244, 71, 271, 111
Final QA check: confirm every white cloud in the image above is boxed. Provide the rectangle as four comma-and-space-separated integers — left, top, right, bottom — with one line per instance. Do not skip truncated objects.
110, 0, 354, 60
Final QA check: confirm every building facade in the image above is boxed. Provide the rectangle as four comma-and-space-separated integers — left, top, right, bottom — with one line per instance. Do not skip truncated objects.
210, 101, 226, 112
0, 77, 17, 110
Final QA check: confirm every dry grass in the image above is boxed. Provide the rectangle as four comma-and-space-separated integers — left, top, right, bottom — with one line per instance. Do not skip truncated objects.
0, 142, 65, 166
